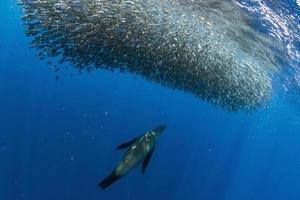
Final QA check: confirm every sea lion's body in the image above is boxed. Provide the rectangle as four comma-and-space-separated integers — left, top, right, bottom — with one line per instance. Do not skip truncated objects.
114, 132, 156, 175
99, 125, 167, 189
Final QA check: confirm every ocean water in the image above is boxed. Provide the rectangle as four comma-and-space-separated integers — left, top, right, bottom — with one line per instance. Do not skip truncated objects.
1, 0, 300, 200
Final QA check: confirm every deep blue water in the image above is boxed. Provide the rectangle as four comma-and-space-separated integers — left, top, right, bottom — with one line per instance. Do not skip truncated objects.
1, 0, 300, 200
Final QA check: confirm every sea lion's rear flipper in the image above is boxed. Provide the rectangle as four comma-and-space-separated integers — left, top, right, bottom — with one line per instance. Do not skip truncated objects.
142, 147, 155, 174
116, 137, 139, 150
98, 172, 122, 189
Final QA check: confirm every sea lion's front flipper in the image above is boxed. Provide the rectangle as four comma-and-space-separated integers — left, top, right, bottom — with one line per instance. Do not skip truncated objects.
116, 137, 139, 150
98, 171, 122, 189
142, 147, 155, 174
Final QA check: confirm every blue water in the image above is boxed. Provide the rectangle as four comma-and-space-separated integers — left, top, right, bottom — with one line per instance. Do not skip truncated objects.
1, 0, 300, 200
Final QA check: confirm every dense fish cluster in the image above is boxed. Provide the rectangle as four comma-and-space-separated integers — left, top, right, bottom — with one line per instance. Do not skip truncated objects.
19, 0, 276, 111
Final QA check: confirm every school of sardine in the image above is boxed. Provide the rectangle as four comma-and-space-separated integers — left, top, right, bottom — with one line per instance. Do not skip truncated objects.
19, 0, 280, 111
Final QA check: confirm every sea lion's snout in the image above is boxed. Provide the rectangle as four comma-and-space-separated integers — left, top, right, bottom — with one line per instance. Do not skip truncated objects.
153, 125, 167, 136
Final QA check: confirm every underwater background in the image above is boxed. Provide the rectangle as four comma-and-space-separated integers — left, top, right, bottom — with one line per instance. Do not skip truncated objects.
1, 0, 300, 200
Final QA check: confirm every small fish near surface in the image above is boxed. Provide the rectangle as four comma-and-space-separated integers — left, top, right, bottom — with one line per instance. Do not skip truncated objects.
18, 0, 278, 112
98, 125, 167, 189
